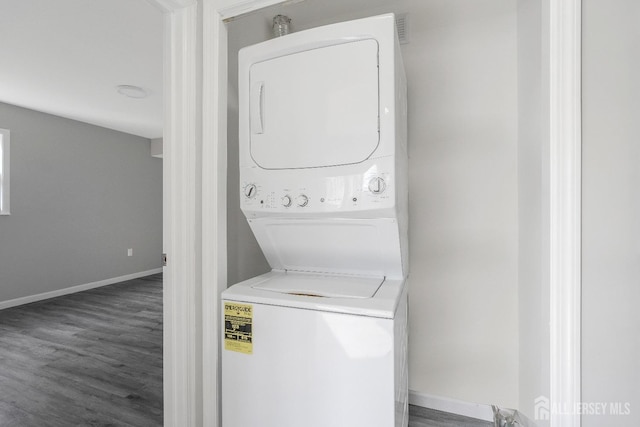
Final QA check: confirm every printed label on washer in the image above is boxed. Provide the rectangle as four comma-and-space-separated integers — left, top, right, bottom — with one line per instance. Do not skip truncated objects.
224, 302, 253, 354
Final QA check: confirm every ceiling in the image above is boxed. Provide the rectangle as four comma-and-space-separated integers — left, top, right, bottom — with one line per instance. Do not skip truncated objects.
0, 0, 163, 139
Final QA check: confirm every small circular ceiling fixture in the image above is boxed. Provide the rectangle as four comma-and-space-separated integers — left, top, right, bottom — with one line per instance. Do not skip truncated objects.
116, 85, 148, 99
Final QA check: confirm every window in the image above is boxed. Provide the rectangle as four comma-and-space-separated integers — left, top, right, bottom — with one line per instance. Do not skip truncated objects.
0, 128, 9, 215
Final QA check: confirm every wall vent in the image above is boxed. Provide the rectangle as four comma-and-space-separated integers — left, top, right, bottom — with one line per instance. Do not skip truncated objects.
396, 13, 409, 44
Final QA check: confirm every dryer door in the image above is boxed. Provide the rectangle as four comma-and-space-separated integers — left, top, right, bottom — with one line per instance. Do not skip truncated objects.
249, 39, 380, 169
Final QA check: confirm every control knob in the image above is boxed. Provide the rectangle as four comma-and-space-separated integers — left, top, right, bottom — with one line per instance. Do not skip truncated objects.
243, 184, 257, 199
281, 195, 292, 207
296, 195, 309, 207
368, 177, 387, 194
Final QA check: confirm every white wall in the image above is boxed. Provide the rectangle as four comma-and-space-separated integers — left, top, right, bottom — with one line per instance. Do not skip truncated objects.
401, 0, 518, 409
227, 0, 519, 409
517, 0, 551, 422
582, 1, 640, 425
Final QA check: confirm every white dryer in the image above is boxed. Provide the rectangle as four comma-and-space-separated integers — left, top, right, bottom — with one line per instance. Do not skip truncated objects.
222, 13, 408, 427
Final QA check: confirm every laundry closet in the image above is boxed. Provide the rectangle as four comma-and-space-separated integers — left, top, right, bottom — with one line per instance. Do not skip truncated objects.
225, 0, 534, 419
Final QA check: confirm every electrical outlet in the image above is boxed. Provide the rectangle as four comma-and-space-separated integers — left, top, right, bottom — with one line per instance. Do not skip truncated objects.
127, 248, 133, 257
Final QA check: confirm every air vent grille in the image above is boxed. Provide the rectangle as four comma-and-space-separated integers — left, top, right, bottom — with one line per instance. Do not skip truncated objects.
396, 13, 409, 44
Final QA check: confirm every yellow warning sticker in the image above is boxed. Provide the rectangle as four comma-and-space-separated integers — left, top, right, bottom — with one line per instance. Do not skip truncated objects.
224, 302, 253, 354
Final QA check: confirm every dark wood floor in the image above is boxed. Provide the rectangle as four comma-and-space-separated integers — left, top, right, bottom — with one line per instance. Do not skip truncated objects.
409, 405, 492, 427
0, 274, 163, 427
0, 273, 491, 426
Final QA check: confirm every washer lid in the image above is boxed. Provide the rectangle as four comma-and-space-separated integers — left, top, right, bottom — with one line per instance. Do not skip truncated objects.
223, 271, 406, 319
251, 272, 383, 299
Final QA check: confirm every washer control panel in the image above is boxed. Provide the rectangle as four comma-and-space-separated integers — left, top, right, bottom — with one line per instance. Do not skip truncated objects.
240, 160, 396, 217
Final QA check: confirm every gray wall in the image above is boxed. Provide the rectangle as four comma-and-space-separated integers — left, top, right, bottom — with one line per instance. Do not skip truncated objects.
582, 1, 639, 425
0, 102, 162, 303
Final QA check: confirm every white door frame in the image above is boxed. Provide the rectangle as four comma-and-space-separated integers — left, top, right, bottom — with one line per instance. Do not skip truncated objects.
157, 0, 583, 426
549, 1, 581, 426
150, 1, 201, 425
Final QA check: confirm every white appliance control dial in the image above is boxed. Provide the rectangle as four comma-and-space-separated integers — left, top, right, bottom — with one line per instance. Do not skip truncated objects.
368, 177, 387, 194
281, 195, 292, 207
243, 184, 257, 199
296, 195, 309, 207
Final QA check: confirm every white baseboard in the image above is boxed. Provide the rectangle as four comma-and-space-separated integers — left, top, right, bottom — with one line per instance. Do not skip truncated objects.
409, 390, 494, 422
0, 268, 163, 310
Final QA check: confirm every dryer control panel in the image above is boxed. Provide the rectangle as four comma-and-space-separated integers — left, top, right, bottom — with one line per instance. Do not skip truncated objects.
240, 157, 397, 218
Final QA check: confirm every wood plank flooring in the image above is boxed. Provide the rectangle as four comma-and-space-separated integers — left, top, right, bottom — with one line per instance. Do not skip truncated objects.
0, 273, 492, 426
409, 405, 493, 427
0, 274, 163, 427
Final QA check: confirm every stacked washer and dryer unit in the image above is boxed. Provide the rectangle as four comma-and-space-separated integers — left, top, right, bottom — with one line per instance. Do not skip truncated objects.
222, 14, 409, 427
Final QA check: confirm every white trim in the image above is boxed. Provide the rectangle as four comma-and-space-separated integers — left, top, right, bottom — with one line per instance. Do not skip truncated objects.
145, 0, 196, 13
549, 1, 582, 427
201, 2, 227, 426
158, 1, 201, 426
408, 391, 494, 422
0, 268, 162, 311
216, 0, 303, 20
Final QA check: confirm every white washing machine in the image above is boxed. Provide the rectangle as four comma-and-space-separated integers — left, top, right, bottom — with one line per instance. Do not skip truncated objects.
222, 14, 408, 427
